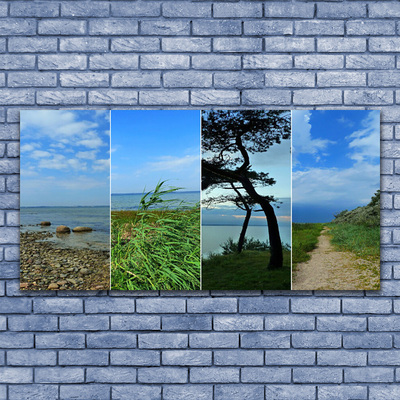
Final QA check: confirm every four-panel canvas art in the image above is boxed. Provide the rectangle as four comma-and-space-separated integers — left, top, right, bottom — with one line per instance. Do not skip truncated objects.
20, 110, 381, 291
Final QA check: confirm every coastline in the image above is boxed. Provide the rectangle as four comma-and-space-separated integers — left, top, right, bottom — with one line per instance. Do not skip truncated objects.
20, 230, 110, 291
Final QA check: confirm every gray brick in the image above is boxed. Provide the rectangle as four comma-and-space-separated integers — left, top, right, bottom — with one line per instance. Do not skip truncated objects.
370, 38, 400, 52
9, 385, 58, 400
244, 21, 292, 36
381, 125, 394, 141
239, 297, 289, 313
369, 350, 400, 365
0, 333, 33, 348
369, 71, 400, 87
162, 38, 211, 52
214, 72, 263, 89
264, 37, 314, 53
162, 350, 211, 366
7, 349, 56, 366
90, 19, 138, 35
38, 54, 87, 70
295, 89, 343, 105
318, 38, 366, 53
138, 367, 187, 383
87, 332, 136, 349
8, 72, 57, 88
214, 38, 262, 53
111, 315, 160, 330
6, 143, 19, 158
60, 315, 109, 331
318, 386, 367, 400
163, 71, 211, 88
345, 89, 393, 105
214, 3, 261, 18
139, 333, 188, 349
62, 2, 110, 17
0, 55, 35, 70
59, 350, 109, 366
11, 2, 58, 17
85, 298, 135, 313
187, 298, 237, 313
34, 298, 82, 314
295, 20, 344, 35
343, 333, 392, 348
318, 71, 366, 87
193, 20, 241, 36
264, 2, 314, 18
318, 3, 366, 18
60, 385, 110, 400
265, 315, 314, 331
0, 124, 19, 140
381, 229, 392, 245
241, 332, 290, 349
110, 350, 159, 366
317, 316, 366, 331
215, 385, 264, 400
192, 55, 241, 70
9, 37, 57, 53
4, 246, 19, 261
295, 55, 344, 69
141, 21, 189, 36
0, 262, 20, 278
265, 71, 315, 88
140, 90, 188, 105
345, 367, 393, 383
189, 333, 238, 348
162, 315, 211, 331
87, 367, 136, 383
318, 350, 366, 366
35, 367, 84, 383
60, 38, 108, 53
39, 20, 86, 35
0, 367, 32, 383
214, 315, 263, 331
0, 160, 19, 174
191, 90, 240, 106
292, 298, 341, 313
163, 385, 212, 400
113, 3, 159, 18
243, 89, 291, 105
293, 367, 342, 383
369, 3, 400, 18
265, 350, 315, 365
369, 316, 400, 331
0, 3, 6, 17
8, 315, 57, 331
112, 37, 159, 52
215, 350, 263, 366
0, 19, 36, 35
346, 55, 395, 69
37, 90, 86, 105
0, 297, 31, 313
347, 20, 395, 36
292, 333, 341, 349
60, 72, 109, 87
89, 90, 138, 105
265, 386, 316, 400
90, 54, 138, 70
242, 367, 291, 383
112, 385, 161, 400
141, 54, 189, 70
163, 2, 210, 18
343, 299, 391, 314
6, 211, 17, 226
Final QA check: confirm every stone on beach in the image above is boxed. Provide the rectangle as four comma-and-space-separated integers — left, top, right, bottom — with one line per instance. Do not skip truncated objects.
40, 221, 51, 226
56, 225, 71, 233
47, 283, 59, 290
72, 226, 93, 232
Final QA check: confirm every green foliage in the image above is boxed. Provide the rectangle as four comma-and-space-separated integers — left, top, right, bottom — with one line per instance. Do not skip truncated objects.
332, 190, 380, 227
202, 249, 291, 290
292, 223, 325, 269
111, 182, 200, 290
329, 223, 380, 259
220, 237, 270, 254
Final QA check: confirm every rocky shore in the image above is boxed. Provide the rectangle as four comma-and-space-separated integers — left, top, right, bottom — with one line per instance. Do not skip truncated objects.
20, 231, 110, 291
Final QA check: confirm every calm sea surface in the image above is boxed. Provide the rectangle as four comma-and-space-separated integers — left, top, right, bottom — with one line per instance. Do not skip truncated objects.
202, 222, 291, 258
112, 191, 200, 210
20, 206, 110, 251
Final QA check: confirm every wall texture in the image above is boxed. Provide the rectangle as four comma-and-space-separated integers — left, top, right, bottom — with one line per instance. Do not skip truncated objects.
0, 0, 399, 399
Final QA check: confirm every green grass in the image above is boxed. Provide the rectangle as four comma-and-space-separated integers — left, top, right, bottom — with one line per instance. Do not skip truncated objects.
111, 182, 200, 290
329, 223, 380, 260
202, 247, 291, 290
292, 223, 325, 270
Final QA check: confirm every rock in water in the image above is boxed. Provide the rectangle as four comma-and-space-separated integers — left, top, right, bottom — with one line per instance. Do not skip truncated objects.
56, 225, 71, 233
72, 226, 93, 232
40, 221, 51, 226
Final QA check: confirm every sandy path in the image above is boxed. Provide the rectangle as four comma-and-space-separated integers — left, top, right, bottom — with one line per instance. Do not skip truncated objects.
292, 227, 380, 291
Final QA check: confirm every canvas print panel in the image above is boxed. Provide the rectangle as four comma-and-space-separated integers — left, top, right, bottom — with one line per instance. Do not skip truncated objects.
111, 110, 201, 290
201, 110, 292, 290
291, 110, 380, 290
20, 110, 111, 291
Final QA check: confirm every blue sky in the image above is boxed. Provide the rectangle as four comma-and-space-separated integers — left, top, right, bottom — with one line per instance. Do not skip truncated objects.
292, 110, 380, 222
20, 110, 110, 207
202, 110, 291, 227
111, 110, 200, 194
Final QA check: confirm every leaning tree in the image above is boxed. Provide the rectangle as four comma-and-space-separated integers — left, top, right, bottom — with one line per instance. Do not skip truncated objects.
202, 110, 290, 269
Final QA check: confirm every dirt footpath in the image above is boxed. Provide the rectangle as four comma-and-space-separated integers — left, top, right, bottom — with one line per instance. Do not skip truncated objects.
292, 227, 380, 291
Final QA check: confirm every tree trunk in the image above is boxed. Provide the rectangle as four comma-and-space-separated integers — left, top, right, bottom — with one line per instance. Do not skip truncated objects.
238, 207, 251, 253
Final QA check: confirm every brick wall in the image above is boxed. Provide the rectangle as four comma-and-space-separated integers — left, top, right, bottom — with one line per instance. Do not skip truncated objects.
0, 1, 399, 398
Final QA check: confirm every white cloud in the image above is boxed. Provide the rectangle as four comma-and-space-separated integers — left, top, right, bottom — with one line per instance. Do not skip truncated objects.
146, 154, 199, 172
292, 110, 335, 164
93, 159, 110, 172
76, 150, 97, 160
30, 150, 52, 159
20, 143, 40, 153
